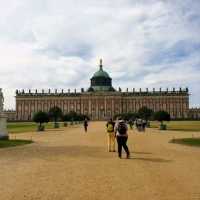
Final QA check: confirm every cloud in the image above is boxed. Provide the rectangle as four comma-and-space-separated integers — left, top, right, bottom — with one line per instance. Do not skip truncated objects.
0, 0, 200, 109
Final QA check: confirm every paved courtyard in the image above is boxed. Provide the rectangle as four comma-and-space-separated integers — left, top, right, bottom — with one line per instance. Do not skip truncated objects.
0, 122, 200, 200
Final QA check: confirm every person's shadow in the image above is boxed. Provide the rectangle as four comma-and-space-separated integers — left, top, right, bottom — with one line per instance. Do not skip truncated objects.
123, 151, 172, 163
132, 151, 152, 155
130, 157, 172, 163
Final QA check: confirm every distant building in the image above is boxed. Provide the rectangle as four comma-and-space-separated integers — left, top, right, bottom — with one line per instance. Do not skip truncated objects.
4, 110, 16, 121
15, 59, 189, 121
188, 108, 200, 119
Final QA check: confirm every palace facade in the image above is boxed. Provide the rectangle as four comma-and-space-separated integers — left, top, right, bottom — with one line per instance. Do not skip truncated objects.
15, 60, 189, 121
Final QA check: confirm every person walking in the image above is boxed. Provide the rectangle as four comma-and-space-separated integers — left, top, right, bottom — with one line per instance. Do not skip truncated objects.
106, 118, 116, 152
115, 117, 130, 159
142, 119, 147, 132
128, 119, 133, 130
84, 118, 88, 132
136, 118, 143, 132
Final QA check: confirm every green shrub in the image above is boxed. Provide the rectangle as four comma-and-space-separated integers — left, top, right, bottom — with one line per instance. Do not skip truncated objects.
154, 111, 170, 130
49, 107, 63, 128
160, 124, 167, 130
33, 111, 49, 131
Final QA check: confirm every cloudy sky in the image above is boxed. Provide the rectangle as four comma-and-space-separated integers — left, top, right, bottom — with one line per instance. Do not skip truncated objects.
0, 0, 200, 109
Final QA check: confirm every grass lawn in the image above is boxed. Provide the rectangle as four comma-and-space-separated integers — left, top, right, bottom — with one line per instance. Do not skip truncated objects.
0, 139, 33, 148
150, 121, 200, 132
7, 122, 54, 133
7, 121, 82, 133
170, 138, 200, 147
7, 121, 200, 133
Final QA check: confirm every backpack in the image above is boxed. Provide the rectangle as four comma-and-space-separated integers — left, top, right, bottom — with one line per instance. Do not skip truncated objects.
107, 123, 114, 132
117, 121, 127, 135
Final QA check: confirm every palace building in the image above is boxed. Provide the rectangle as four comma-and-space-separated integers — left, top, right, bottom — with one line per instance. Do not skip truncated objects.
15, 59, 189, 121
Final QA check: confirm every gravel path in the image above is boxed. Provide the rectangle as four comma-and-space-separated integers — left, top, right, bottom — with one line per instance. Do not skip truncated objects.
0, 122, 200, 200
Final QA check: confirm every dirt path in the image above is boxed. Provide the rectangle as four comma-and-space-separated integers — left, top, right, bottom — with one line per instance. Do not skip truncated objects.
0, 122, 200, 200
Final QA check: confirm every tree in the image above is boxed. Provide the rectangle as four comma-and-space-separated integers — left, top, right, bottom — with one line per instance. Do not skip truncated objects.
114, 112, 138, 121
138, 107, 153, 120
33, 111, 49, 131
48, 107, 63, 128
68, 111, 78, 121
62, 113, 71, 122
63, 112, 89, 123
153, 111, 171, 130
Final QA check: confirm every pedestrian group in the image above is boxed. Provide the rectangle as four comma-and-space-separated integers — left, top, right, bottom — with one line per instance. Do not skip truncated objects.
83, 116, 148, 159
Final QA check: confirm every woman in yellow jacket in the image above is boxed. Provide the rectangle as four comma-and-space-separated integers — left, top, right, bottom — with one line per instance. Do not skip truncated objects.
106, 118, 116, 152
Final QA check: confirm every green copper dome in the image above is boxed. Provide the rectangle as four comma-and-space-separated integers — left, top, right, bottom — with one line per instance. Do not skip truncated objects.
92, 68, 110, 78
88, 59, 115, 92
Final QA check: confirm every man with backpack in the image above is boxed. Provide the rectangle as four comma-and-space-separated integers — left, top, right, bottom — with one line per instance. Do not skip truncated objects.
106, 118, 116, 152
114, 117, 130, 159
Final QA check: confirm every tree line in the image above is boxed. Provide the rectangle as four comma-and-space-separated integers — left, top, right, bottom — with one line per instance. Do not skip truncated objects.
33, 106, 171, 131
114, 107, 170, 121
114, 107, 170, 130
33, 106, 89, 131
